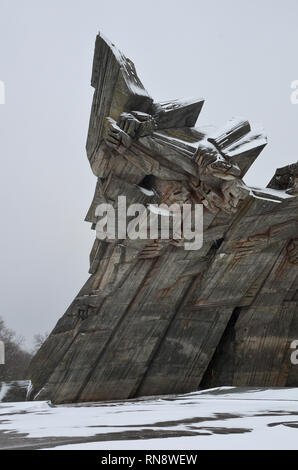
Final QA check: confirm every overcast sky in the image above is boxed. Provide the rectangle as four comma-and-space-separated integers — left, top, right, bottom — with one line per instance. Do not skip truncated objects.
0, 0, 297, 350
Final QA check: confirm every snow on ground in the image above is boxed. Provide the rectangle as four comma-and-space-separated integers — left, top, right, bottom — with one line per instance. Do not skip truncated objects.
0, 387, 298, 450
0, 383, 11, 402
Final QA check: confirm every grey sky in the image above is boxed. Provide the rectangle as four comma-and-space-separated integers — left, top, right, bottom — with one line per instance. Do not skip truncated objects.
0, 0, 297, 349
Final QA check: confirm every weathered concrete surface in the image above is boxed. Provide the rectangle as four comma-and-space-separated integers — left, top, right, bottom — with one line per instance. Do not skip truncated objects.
27, 34, 298, 404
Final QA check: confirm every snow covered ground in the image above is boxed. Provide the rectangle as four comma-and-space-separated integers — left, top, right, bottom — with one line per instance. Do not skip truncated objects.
0, 387, 298, 450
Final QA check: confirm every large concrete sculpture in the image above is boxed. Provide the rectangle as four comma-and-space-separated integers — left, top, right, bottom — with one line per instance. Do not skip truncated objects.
28, 34, 298, 403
